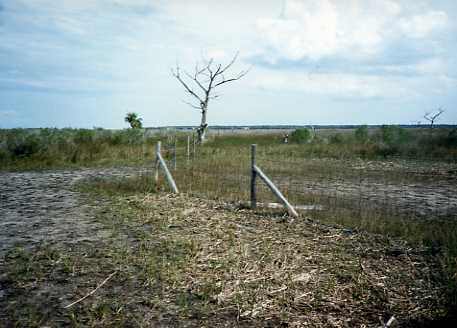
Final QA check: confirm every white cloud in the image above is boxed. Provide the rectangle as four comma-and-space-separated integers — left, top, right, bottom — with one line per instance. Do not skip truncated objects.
257, 0, 338, 61
250, 68, 414, 99
415, 57, 447, 75
398, 11, 448, 38
256, 0, 449, 62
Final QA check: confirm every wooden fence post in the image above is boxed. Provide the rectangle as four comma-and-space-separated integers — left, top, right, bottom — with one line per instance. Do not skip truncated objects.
251, 144, 257, 209
187, 135, 190, 164
193, 136, 196, 159
154, 141, 161, 184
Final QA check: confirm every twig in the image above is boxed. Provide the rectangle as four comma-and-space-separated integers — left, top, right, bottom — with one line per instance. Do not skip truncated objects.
380, 315, 396, 327
64, 271, 117, 309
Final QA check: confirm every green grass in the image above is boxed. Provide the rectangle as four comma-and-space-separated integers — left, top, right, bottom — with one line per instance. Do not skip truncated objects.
1, 126, 456, 171
0, 128, 176, 170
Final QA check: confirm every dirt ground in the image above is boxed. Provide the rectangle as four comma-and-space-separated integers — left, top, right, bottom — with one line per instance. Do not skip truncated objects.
0, 167, 150, 257
281, 176, 457, 219
265, 159, 457, 219
0, 166, 454, 327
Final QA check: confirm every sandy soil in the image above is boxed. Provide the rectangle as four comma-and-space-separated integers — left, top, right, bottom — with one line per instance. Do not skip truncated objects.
283, 176, 457, 219
0, 167, 150, 257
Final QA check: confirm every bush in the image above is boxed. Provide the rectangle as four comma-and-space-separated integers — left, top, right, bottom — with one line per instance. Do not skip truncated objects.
7, 133, 42, 157
290, 128, 312, 144
354, 125, 369, 143
329, 133, 344, 144
378, 125, 411, 146
439, 129, 457, 148
74, 129, 94, 144
0, 149, 8, 161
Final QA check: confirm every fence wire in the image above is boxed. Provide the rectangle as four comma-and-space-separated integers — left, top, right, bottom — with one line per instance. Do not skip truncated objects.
156, 139, 457, 221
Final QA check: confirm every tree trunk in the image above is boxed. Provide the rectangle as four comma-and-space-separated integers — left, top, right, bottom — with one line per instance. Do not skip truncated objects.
197, 107, 208, 143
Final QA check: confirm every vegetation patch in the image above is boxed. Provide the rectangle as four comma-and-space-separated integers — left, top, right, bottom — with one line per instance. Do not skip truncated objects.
1, 190, 452, 327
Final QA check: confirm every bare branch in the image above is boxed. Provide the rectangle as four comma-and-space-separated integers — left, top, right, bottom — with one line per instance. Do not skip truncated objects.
214, 68, 250, 87
206, 58, 214, 76
194, 63, 206, 76
423, 108, 445, 128
182, 100, 202, 110
172, 66, 204, 104
219, 51, 239, 75
184, 70, 207, 94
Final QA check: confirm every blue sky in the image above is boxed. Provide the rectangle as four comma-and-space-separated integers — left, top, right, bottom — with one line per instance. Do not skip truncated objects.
0, 0, 456, 128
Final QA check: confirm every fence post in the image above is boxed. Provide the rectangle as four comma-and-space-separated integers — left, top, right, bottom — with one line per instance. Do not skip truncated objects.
254, 165, 298, 217
186, 135, 190, 164
173, 139, 177, 171
154, 140, 179, 193
193, 137, 196, 159
157, 152, 179, 193
251, 144, 257, 209
154, 141, 161, 184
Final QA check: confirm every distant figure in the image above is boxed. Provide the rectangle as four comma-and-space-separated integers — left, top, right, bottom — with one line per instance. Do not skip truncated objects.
283, 133, 289, 144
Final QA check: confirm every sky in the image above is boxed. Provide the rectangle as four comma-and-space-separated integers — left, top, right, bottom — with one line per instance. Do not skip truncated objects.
0, 0, 456, 128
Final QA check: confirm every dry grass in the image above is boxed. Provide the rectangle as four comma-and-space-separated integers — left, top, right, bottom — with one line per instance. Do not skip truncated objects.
126, 194, 447, 327
1, 192, 450, 327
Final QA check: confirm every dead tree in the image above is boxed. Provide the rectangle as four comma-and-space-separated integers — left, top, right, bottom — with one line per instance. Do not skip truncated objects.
424, 108, 445, 128
172, 53, 249, 143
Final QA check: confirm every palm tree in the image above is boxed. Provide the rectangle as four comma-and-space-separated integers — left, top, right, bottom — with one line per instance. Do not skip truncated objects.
125, 112, 143, 129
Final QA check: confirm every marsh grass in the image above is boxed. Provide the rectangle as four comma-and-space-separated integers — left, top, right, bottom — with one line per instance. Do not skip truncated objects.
2, 127, 457, 325
0, 128, 169, 170
2, 126, 456, 170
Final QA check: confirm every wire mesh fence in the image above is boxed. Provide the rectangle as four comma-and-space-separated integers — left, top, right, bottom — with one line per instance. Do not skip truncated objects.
155, 137, 457, 222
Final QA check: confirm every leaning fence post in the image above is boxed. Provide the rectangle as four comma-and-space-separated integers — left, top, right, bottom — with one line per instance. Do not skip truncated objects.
254, 165, 298, 217
154, 141, 161, 184
157, 152, 179, 193
251, 144, 257, 209
154, 140, 179, 193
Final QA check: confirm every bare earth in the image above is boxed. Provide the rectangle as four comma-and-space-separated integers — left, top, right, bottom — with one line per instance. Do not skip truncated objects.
0, 167, 149, 257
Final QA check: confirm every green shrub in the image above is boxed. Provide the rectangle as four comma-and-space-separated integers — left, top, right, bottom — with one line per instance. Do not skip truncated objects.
7, 133, 42, 157
290, 128, 312, 144
74, 129, 94, 144
378, 125, 411, 146
123, 129, 144, 145
0, 148, 8, 161
438, 129, 457, 148
354, 125, 369, 143
329, 133, 344, 144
